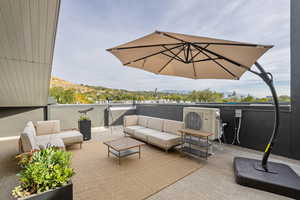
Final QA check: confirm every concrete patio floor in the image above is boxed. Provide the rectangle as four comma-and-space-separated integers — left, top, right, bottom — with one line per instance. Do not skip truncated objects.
0, 126, 299, 200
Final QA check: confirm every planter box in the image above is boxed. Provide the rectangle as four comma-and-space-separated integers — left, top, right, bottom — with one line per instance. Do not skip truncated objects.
78, 120, 91, 141
19, 182, 72, 200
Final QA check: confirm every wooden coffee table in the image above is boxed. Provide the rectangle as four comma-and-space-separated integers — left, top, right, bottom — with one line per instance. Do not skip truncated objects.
103, 137, 145, 165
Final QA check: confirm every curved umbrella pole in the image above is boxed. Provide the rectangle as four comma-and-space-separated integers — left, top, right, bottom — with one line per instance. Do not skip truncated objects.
250, 62, 280, 171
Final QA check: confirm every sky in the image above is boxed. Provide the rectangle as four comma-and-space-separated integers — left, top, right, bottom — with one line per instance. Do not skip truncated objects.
52, 0, 290, 98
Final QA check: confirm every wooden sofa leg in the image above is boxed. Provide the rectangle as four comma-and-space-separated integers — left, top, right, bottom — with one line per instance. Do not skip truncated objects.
18, 138, 23, 153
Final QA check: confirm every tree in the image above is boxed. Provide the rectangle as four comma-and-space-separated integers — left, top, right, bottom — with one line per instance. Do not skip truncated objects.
279, 95, 290, 102
50, 87, 76, 104
62, 89, 76, 104
241, 95, 255, 102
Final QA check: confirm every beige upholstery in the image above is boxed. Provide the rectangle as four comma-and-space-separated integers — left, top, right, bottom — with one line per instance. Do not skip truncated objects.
123, 115, 183, 151
148, 132, 181, 149
138, 116, 148, 127
163, 119, 184, 135
36, 120, 61, 136
55, 131, 83, 145
20, 121, 40, 152
20, 120, 83, 152
36, 130, 83, 146
147, 117, 163, 131
37, 137, 65, 150
133, 128, 153, 141
124, 115, 138, 127
124, 125, 145, 135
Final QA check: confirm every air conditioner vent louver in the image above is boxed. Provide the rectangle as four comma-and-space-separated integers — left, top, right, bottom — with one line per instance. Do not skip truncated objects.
185, 112, 202, 130
183, 107, 220, 140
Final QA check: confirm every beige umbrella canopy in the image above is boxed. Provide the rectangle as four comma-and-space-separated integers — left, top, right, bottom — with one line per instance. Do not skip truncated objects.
106, 31, 272, 80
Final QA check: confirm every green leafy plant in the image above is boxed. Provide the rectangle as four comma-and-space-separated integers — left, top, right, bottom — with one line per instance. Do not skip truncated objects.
12, 147, 74, 198
79, 114, 90, 121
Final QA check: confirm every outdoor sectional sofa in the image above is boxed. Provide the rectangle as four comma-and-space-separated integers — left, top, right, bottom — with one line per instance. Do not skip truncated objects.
20, 120, 83, 152
124, 115, 183, 152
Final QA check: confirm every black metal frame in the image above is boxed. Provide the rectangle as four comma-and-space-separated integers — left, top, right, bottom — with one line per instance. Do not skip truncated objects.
107, 31, 277, 171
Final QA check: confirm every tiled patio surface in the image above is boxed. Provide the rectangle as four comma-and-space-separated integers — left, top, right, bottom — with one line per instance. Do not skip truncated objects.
0, 126, 299, 200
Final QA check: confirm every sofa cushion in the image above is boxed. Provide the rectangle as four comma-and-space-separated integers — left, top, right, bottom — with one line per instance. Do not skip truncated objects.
20, 121, 39, 152
148, 132, 181, 149
124, 115, 138, 127
134, 128, 157, 141
36, 130, 83, 146
138, 116, 148, 127
56, 131, 83, 145
37, 137, 65, 150
36, 120, 60, 136
163, 119, 184, 135
124, 125, 145, 135
147, 117, 163, 131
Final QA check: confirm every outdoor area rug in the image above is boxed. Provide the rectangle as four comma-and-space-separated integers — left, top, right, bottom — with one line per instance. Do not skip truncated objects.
69, 139, 202, 200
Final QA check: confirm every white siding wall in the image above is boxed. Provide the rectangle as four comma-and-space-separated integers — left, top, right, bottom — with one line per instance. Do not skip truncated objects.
0, 0, 60, 106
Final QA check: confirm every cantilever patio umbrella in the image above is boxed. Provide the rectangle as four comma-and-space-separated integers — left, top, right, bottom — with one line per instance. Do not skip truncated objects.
106, 31, 299, 198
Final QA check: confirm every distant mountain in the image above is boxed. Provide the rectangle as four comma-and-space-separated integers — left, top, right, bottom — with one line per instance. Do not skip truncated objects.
159, 89, 192, 94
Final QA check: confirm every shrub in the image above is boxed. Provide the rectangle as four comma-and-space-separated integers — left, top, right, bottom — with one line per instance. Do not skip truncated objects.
79, 115, 90, 121
12, 147, 74, 198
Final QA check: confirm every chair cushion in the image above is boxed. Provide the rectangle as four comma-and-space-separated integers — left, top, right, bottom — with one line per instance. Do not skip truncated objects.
163, 119, 184, 135
21, 121, 39, 152
37, 137, 65, 150
148, 132, 181, 149
36, 130, 83, 146
124, 125, 146, 135
36, 120, 61, 136
124, 115, 138, 127
138, 116, 148, 127
147, 117, 163, 131
56, 131, 83, 145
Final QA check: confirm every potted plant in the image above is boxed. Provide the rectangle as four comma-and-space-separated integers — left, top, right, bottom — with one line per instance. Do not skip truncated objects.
78, 114, 91, 141
12, 147, 74, 200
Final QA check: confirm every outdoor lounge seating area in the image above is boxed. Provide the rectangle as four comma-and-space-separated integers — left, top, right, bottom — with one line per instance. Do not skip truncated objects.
1, 126, 300, 200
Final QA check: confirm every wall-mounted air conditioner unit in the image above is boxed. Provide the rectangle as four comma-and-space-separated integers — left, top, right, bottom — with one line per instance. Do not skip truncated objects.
183, 107, 221, 140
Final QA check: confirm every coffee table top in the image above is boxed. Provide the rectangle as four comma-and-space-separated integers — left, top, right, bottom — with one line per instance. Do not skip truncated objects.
103, 137, 145, 151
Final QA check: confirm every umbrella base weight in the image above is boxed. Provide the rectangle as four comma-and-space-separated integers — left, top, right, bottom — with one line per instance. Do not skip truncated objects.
234, 157, 300, 199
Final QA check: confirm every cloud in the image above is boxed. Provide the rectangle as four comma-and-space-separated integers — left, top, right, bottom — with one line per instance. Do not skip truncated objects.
52, 0, 290, 98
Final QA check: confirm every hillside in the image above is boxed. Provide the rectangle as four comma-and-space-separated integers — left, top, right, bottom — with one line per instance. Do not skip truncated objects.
50, 77, 95, 93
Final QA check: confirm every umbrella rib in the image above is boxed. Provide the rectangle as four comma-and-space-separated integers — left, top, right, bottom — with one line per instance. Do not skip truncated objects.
188, 44, 209, 63
190, 50, 201, 61
193, 42, 272, 48
157, 31, 272, 49
123, 44, 184, 65
193, 58, 220, 62
192, 44, 239, 79
186, 43, 190, 62
189, 47, 197, 78
161, 52, 186, 63
156, 31, 187, 43
158, 46, 185, 73
192, 43, 249, 71
161, 45, 186, 63
107, 43, 183, 51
